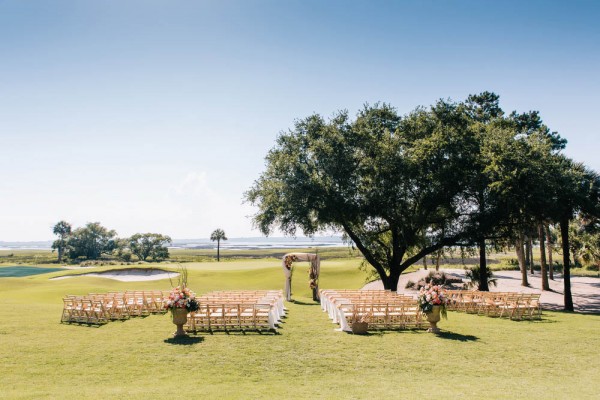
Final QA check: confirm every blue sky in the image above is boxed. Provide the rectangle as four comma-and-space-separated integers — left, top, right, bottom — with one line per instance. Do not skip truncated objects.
1, 0, 599, 241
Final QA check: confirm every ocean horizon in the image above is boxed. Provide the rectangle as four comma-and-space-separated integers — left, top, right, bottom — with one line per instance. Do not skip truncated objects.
0, 236, 346, 251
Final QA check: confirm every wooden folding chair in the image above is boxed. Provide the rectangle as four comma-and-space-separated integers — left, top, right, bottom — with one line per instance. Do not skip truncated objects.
465, 292, 484, 314
187, 304, 210, 332
498, 293, 521, 319
386, 303, 406, 329
525, 294, 542, 319
61, 297, 76, 323
403, 302, 424, 329
479, 292, 504, 317
254, 304, 274, 331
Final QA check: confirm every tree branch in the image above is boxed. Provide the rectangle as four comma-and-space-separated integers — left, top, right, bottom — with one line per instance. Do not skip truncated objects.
401, 234, 464, 270
341, 221, 389, 280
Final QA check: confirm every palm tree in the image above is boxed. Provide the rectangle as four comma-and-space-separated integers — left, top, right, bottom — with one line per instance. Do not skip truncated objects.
51, 221, 72, 263
210, 229, 228, 262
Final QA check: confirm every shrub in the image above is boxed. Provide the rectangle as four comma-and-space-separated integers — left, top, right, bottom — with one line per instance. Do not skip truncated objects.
425, 271, 447, 286
413, 271, 459, 290
405, 280, 416, 289
464, 266, 497, 289
119, 252, 133, 262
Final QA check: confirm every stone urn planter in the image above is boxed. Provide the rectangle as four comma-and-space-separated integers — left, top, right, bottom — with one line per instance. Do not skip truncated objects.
171, 308, 189, 338
426, 305, 441, 333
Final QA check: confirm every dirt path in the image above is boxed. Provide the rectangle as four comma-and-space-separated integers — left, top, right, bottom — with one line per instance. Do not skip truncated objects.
362, 268, 600, 314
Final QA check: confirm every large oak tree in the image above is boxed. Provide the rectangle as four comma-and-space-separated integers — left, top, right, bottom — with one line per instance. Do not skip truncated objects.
247, 102, 480, 291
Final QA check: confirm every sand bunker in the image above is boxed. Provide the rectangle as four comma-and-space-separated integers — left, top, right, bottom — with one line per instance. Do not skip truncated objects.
51, 268, 179, 282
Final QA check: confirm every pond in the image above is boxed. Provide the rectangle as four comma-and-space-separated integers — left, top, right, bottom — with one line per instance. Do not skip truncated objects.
0, 266, 64, 278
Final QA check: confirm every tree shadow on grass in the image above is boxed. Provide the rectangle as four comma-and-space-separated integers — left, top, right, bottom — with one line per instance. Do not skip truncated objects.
60, 323, 103, 328
511, 317, 559, 324
345, 330, 426, 337
345, 331, 385, 337
163, 336, 204, 345
197, 329, 281, 336
435, 331, 479, 342
290, 300, 320, 306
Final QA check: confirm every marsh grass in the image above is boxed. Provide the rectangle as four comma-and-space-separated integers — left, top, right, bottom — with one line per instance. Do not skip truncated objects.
0, 259, 599, 398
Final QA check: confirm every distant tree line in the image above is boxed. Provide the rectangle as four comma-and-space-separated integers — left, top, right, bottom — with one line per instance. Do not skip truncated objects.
51, 221, 172, 263
246, 92, 600, 311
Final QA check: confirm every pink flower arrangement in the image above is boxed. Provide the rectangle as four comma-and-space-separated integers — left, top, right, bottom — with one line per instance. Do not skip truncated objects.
165, 266, 199, 312
165, 285, 199, 312
417, 284, 448, 318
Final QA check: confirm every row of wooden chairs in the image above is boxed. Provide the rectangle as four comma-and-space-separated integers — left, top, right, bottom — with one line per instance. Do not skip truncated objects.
446, 290, 542, 320
320, 289, 425, 331
61, 290, 168, 325
186, 290, 284, 333
320, 289, 413, 309
187, 303, 274, 332
320, 289, 414, 316
340, 301, 425, 330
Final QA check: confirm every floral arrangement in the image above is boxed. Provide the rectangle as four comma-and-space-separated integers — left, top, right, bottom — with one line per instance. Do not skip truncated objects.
165, 285, 199, 312
417, 284, 448, 318
165, 266, 199, 312
309, 267, 318, 289
350, 308, 372, 324
284, 254, 298, 270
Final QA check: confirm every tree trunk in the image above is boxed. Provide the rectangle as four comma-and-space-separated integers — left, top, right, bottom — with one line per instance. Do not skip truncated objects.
422, 256, 427, 270
525, 238, 531, 271
546, 224, 554, 280
538, 224, 550, 291
217, 240, 220, 262
515, 236, 528, 287
435, 251, 441, 271
381, 272, 394, 290
57, 246, 63, 263
312, 287, 319, 302
478, 237, 489, 291
388, 268, 401, 292
560, 217, 574, 312
528, 237, 535, 275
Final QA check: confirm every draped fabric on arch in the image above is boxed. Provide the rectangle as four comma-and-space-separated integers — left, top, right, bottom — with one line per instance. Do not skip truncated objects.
281, 253, 320, 302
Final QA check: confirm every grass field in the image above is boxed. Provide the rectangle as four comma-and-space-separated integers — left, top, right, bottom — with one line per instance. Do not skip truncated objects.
0, 246, 361, 265
1, 259, 599, 399
3, 247, 598, 277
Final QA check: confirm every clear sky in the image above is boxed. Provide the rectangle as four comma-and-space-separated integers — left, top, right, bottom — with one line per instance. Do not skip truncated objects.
1, 0, 599, 241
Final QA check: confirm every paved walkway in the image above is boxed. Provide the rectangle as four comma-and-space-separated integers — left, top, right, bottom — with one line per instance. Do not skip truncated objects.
363, 268, 600, 314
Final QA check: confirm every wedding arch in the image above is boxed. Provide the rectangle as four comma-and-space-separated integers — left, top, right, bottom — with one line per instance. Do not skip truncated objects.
281, 253, 320, 302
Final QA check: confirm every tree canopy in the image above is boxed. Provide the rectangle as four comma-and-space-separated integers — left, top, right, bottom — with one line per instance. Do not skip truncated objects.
65, 222, 117, 260
127, 233, 172, 261
246, 93, 600, 301
247, 101, 485, 290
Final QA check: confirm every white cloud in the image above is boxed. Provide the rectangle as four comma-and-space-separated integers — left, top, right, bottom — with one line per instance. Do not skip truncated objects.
173, 171, 210, 197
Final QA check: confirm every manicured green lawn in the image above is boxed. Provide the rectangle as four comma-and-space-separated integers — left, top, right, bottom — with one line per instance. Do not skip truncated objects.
1, 260, 599, 399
